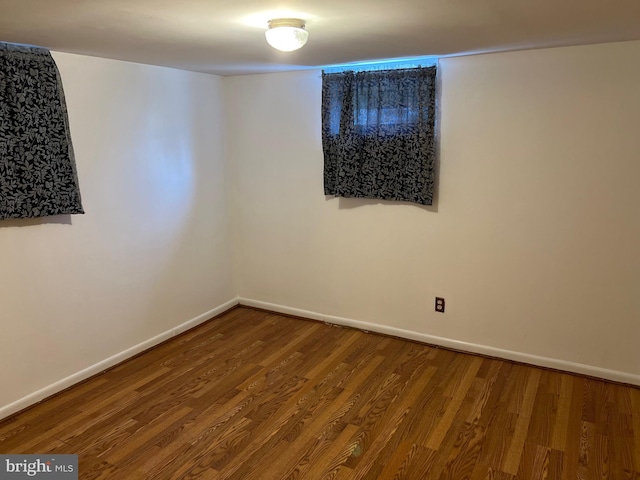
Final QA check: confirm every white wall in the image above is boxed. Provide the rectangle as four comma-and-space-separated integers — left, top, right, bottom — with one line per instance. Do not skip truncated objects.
226, 41, 640, 382
0, 53, 236, 414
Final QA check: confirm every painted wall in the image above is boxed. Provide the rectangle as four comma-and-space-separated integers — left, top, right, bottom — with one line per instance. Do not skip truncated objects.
226, 41, 640, 380
0, 53, 236, 412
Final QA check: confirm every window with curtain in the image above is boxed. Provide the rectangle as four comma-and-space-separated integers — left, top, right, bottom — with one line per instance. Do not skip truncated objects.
0, 42, 83, 220
322, 66, 437, 206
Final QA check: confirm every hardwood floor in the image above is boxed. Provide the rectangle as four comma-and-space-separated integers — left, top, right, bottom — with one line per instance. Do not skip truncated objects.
1, 307, 638, 479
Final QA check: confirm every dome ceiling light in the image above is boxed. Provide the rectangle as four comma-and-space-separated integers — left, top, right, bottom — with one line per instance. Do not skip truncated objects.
265, 18, 309, 52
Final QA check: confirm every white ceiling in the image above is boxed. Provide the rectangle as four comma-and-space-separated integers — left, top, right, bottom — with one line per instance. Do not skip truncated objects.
1, 0, 639, 76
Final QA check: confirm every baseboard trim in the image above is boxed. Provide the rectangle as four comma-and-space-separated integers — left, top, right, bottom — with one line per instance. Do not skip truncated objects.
239, 298, 640, 387
0, 297, 240, 421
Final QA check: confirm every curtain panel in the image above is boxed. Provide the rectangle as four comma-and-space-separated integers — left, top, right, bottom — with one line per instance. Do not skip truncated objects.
322, 66, 437, 206
0, 43, 83, 220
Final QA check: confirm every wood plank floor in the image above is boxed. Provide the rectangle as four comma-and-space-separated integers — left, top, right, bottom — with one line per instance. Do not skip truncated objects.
1, 307, 639, 479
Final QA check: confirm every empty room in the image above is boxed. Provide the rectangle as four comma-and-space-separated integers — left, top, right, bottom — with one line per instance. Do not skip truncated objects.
0, 1, 639, 479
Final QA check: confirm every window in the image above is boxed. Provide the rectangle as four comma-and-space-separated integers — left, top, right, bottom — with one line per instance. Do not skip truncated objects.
0, 43, 83, 220
322, 65, 437, 206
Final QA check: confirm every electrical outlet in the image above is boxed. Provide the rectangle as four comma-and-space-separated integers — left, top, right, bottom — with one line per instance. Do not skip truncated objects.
435, 297, 445, 313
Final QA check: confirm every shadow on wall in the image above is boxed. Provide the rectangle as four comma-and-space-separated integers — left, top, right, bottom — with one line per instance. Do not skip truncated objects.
137, 71, 233, 332
0, 215, 73, 228
332, 196, 439, 213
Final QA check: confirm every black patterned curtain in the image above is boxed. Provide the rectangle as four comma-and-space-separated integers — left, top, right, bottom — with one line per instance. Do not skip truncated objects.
322, 66, 437, 206
0, 43, 83, 220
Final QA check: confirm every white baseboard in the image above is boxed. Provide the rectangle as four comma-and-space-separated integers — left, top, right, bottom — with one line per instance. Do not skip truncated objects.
0, 297, 240, 421
3, 295, 636, 422
239, 298, 640, 387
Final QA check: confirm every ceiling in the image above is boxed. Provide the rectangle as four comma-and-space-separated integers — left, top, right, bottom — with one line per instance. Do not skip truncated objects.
1, 0, 639, 76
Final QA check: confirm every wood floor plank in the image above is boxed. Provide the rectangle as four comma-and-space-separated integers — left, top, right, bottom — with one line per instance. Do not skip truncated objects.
515, 442, 549, 480
363, 365, 438, 479
216, 357, 388, 479
501, 368, 542, 475
560, 376, 585, 480
425, 356, 483, 450
253, 388, 359, 479
300, 423, 360, 480
0, 306, 638, 479
347, 405, 410, 480
375, 440, 415, 479
528, 371, 555, 447
630, 387, 640, 474
400, 446, 438, 479
438, 421, 486, 480
502, 364, 530, 414
578, 420, 596, 480
607, 407, 635, 479
547, 448, 565, 479
551, 373, 574, 451
477, 406, 518, 473
466, 359, 502, 425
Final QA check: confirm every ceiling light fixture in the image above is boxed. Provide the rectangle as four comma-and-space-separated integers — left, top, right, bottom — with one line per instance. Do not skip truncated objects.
265, 18, 308, 52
